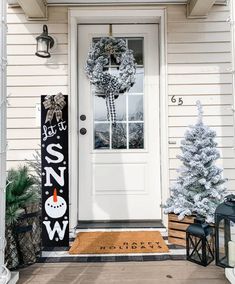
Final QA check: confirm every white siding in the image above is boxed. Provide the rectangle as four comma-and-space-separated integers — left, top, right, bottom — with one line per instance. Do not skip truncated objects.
6, 6, 68, 170
167, 5, 235, 193
6, 4, 235, 195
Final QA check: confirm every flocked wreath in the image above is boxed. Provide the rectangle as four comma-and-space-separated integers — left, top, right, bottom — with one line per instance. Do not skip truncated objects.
85, 37, 136, 124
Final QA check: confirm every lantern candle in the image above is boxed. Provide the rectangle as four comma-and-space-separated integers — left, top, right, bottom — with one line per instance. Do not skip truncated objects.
228, 241, 235, 267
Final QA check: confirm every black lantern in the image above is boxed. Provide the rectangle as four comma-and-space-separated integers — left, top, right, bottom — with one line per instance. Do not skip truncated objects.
35, 25, 54, 58
215, 194, 235, 268
186, 217, 214, 266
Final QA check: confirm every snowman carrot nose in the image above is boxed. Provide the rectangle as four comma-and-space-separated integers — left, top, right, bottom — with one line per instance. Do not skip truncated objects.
53, 188, 58, 203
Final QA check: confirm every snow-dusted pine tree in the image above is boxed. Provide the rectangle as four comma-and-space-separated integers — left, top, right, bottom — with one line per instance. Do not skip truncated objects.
164, 101, 227, 223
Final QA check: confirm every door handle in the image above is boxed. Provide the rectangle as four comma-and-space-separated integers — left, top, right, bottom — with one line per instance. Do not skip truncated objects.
80, 114, 86, 121
80, 128, 87, 135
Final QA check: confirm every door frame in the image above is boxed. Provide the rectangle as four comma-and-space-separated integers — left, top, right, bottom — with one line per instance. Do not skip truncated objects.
68, 6, 169, 229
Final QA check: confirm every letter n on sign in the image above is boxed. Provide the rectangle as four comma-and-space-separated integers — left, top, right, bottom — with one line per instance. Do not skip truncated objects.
41, 94, 69, 248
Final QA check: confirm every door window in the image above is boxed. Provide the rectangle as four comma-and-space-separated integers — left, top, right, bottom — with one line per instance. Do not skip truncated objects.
93, 37, 144, 150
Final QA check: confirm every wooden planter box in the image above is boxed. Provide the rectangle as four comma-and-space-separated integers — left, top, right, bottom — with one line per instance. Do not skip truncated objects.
168, 213, 196, 247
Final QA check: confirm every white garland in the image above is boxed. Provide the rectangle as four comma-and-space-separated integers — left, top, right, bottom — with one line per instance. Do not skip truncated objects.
85, 37, 136, 123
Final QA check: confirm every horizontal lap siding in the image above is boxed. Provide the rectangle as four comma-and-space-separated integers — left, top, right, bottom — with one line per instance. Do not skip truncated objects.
167, 5, 235, 193
6, 6, 68, 170
6, 4, 235, 195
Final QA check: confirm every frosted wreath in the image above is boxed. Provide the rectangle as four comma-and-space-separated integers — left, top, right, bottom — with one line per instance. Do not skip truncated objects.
85, 37, 136, 124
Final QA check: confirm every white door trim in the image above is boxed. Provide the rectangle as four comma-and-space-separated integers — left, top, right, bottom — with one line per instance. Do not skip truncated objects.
68, 6, 169, 229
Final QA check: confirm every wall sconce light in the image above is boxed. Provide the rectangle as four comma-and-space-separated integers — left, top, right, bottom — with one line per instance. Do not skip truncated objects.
35, 25, 55, 58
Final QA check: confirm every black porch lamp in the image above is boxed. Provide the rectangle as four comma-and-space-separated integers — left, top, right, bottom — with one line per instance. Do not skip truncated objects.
186, 217, 214, 266
35, 25, 54, 58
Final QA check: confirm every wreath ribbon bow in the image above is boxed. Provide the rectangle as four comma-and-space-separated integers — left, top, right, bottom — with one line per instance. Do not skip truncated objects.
43, 93, 66, 123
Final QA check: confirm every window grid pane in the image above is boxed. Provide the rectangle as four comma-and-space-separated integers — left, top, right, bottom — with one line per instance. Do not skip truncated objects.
93, 37, 144, 150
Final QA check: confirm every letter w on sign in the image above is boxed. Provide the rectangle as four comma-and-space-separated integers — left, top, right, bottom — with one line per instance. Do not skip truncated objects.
43, 221, 69, 241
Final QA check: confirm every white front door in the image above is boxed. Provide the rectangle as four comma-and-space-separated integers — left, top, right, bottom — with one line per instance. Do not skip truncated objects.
78, 24, 161, 221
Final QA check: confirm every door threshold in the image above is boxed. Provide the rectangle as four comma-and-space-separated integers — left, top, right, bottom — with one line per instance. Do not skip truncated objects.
76, 220, 165, 229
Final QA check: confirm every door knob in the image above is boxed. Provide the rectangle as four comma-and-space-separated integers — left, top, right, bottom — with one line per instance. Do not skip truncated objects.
80, 114, 86, 121
80, 128, 87, 135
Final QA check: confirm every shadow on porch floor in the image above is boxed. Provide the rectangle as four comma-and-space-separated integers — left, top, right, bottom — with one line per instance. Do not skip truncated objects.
17, 260, 228, 284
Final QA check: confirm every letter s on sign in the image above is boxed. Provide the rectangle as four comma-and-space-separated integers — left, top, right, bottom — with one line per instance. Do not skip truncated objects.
45, 143, 64, 164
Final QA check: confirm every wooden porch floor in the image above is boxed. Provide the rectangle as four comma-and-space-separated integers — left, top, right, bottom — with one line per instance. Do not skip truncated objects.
17, 261, 229, 284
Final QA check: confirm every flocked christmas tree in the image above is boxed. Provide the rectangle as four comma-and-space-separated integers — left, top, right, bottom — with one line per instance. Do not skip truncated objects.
164, 101, 227, 223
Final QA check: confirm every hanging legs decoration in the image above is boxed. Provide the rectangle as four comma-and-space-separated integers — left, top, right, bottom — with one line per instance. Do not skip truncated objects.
105, 92, 116, 125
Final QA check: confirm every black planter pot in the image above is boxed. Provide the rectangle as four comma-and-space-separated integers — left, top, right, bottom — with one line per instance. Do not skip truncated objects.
5, 225, 19, 270
25, 203, 41, 255
15, 223, 37, 266
5, 203, 41, 269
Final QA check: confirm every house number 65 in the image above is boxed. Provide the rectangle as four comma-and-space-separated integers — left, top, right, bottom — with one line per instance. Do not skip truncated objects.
171, 95, 184, 106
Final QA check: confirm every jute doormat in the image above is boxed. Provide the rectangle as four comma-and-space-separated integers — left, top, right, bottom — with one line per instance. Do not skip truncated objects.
69, 231, 169, 254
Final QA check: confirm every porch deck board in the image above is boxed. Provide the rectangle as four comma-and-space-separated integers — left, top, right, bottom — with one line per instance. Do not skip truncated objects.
17, 261, 229, 284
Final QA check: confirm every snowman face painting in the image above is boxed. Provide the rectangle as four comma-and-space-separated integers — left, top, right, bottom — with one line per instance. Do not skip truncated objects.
45, 188, 67, 219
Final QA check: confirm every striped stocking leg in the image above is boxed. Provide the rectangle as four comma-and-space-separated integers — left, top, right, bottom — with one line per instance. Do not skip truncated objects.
108, 92, 116, 125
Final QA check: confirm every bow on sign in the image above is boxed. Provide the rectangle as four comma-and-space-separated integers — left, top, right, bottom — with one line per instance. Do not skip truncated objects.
43, 93, 66, 123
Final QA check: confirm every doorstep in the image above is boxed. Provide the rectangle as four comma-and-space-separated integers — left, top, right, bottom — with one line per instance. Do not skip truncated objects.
38, 228, 186, 263
76, 220, 165, 229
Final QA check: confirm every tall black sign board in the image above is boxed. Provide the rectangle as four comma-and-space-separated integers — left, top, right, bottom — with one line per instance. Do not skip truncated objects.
41, 94, 69, 248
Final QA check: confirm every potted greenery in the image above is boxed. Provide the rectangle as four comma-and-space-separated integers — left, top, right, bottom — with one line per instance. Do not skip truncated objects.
5, 166, 40, 269
163, 102, 227, 246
